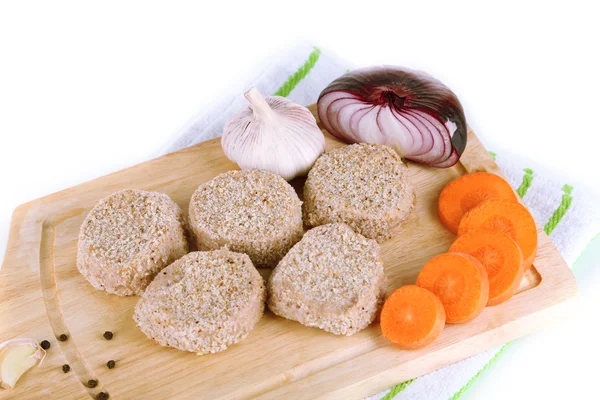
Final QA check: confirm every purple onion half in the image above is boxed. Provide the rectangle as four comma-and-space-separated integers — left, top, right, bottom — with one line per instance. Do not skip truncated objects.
317, 66, 467, 168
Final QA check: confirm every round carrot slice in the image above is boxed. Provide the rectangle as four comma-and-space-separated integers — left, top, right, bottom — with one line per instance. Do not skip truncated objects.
380, 285, 446, 350
438, 172, 517, 234
416, 253, 489, 323
457, 199, 538, 268
449, 230, 525, 306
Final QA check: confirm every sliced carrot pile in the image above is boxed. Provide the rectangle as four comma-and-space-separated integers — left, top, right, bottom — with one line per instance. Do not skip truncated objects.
450, 230, 525, 306
438, 172, 517, 234
416, 253, 489, 323
380, 285, 446, 349
458, 199, 538, 268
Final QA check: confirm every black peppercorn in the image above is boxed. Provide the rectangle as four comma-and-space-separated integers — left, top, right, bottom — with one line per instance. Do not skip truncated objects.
87, 379, 98, 388
103, 331, 113, 340
40, 340, 51, 350
58, 334, 68, 341
96, 392, 109, 400
62, 364, 70, 373
106, 360, 115, 369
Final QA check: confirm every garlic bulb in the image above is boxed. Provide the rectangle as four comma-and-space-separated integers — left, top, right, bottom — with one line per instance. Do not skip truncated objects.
0, 338, 46, 389
222, 88, 326, 181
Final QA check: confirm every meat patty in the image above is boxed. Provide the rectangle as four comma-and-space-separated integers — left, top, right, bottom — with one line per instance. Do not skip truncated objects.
189, 169, 304, 268
303, 143, 415, 243
134, 250, 266, 354
268, 223, 386, 336
77, 189, 188, 296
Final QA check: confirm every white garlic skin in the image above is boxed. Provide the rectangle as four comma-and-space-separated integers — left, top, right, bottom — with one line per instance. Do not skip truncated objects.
0, 338, 46, 389
222, 88, 326, 181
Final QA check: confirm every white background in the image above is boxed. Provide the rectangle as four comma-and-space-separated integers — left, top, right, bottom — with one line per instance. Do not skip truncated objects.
1, 1, 598, 399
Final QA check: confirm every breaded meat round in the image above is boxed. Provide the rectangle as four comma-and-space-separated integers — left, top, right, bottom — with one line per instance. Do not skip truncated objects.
133, 250, 266, 354
268, 223, 386, 336
303, 143, 415, 243
189, 169, 303, 267
77, 189, 188, 296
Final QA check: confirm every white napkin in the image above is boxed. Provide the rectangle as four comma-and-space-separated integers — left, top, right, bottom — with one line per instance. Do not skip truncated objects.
162, 44, 600, 400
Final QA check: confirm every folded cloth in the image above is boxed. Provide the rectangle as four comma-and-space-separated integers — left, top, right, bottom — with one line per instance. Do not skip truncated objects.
161, 44, 600, 400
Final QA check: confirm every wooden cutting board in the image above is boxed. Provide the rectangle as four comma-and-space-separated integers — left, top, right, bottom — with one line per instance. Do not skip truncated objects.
0, 104, 577, 400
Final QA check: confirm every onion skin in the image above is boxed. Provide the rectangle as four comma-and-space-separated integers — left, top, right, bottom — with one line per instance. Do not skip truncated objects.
317, 66, 467, 168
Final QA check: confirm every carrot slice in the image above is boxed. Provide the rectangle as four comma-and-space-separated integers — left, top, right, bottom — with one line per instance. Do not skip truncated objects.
449, 230, 525, 306
438, 172, 517, 234
458, 199, 538, 268
416, 253, 489, 323
380, 285, 446, 349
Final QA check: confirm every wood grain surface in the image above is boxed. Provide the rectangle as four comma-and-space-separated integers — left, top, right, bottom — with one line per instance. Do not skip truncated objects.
0, 104, 577, 399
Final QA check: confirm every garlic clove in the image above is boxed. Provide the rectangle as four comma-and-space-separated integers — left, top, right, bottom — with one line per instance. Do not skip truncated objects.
0, 338, 46, 389
222, 87, 325, 181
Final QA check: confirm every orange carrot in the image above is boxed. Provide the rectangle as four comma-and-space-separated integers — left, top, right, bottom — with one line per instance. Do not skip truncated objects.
438, 172, 517, 234
380, 285, 446, 349
449, 230, 525, 306
458, 199, 538, 268
416, 253, 489, 323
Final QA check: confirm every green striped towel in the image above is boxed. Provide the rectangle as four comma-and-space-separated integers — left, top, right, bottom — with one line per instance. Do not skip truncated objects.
163, 45, 600, 400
